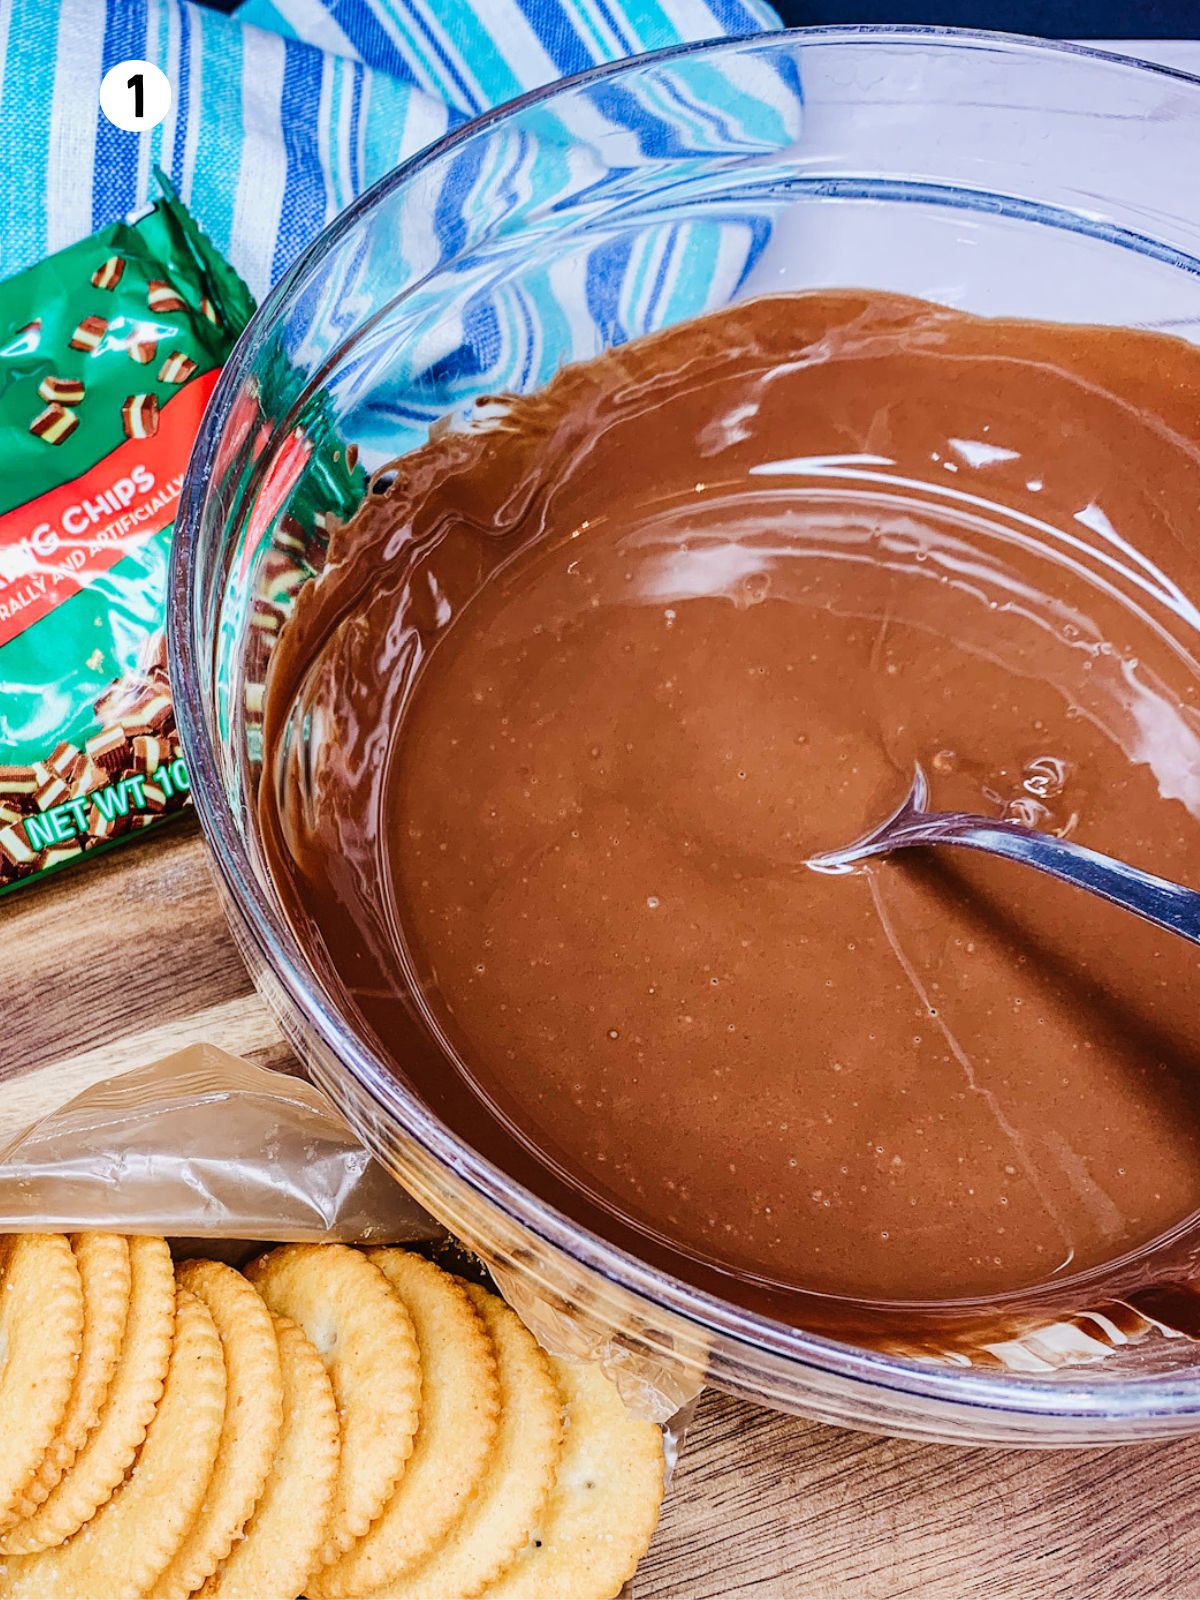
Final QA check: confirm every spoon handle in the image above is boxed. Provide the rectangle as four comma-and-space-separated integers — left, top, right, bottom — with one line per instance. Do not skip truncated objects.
867, 811, 1200, 946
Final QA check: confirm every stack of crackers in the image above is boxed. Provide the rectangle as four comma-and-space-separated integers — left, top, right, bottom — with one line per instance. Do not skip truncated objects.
0, 1235, 665, 1600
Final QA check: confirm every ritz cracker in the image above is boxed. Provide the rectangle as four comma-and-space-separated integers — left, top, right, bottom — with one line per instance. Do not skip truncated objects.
0, 184, 253, 892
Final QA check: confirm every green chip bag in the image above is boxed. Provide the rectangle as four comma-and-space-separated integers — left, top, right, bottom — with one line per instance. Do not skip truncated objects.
0, 184, 254, 893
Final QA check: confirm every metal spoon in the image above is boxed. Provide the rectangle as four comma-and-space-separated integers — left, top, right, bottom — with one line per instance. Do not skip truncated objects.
806, 764, 1200, 946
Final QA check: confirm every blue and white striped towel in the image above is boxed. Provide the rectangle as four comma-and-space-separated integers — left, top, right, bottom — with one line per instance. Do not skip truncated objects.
0, 0, 781, 298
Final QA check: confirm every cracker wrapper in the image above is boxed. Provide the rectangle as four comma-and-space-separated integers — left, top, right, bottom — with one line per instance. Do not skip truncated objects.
0, 1042, 437, 1245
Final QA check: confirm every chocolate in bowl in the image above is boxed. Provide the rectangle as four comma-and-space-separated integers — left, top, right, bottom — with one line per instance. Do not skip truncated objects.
174, 31, 1200, 1441
259, 288, 1200, 1335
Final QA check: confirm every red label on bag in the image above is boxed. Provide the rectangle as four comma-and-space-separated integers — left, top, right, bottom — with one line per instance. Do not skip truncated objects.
0, 368, 219, 649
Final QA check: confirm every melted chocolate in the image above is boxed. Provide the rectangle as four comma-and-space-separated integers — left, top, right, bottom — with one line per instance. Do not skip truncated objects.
261, 291, 1200, 1334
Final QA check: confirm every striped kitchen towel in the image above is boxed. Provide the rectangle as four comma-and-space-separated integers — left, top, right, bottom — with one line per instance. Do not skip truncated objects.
0, 0, 783, 298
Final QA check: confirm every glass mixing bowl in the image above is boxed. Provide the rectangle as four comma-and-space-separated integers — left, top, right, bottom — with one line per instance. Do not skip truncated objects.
172, 27, 1200, 1445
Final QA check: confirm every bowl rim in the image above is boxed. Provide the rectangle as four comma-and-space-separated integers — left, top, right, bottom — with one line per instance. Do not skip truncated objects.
172, 24, 1200, 1427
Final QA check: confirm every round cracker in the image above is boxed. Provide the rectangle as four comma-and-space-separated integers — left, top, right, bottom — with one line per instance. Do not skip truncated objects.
200, 1315, 340, 1600
0, 1235, 83, 1535
155, 1261, 286, 1598
369, 1282, 563, 1600
0, 1287, 227, 1600
7, 1235, 131, 1525
313, 1254, 501, 1598
245, 1244, 421, 1563
478, 1354, 665, 1600
0, 1234, 175, 1555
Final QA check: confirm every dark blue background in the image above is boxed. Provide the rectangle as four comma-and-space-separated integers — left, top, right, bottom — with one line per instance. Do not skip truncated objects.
770, 0, 1197, 32
198, 0, 1200, 39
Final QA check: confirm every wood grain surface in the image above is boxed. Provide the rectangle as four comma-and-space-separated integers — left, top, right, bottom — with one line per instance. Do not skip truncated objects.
4, 818, 1199, 1598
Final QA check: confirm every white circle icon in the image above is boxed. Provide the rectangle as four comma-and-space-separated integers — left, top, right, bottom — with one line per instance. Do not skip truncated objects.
99, 60, 172, 133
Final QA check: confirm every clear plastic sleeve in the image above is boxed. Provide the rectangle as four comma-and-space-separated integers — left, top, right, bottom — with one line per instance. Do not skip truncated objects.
0, 1041, 439, 1242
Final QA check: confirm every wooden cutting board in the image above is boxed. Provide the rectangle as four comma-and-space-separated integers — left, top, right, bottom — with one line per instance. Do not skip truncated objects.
5, 817, 1200, 1598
